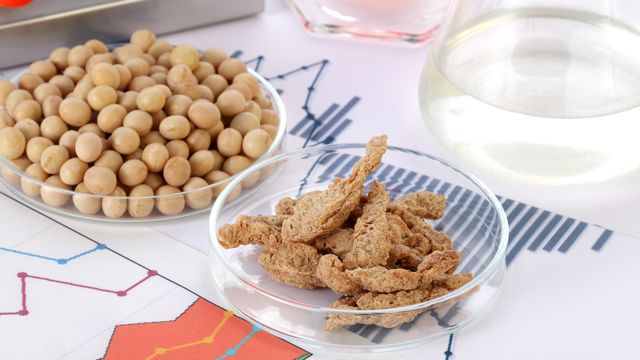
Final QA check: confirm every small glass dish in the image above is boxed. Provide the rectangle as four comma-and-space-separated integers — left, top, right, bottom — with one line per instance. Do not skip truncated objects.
288, 0, 448, 45
0, 69, 287, 222
208, 144, 508, 352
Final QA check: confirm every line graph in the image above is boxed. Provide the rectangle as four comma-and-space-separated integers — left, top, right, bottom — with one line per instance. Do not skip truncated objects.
264, 59, 332, 147
244, 54, 264, 72
0, 270, 157, 317
144, 310, 234, 360
239, 52, 347, 148
104, 298, 307, 360
216, 325, 261, 360
0, 273, 26, 316
0, 191, 311, 359
444, 334, 454, 360
0, 242, 107, 264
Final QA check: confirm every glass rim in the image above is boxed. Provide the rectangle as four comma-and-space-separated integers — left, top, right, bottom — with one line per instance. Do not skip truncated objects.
209, 143, 509, 315
0, 68, 287, 200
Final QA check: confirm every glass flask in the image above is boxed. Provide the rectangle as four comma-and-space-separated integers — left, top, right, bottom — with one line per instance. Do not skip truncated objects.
419, 0, 640, 185
288, 0, 449, 44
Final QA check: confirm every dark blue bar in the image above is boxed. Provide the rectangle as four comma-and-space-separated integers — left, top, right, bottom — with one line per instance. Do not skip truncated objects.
435, 189, 471, 231
317, 154, 349, 183
434, 187, 465, 229
407, 174, 429, 193
319, 152, 336, 165
394, 171, 417, 193
528, 214, 563, 251
506, 210, 550, 265
325, 154, 349, 175
399, 321, 413, 331
438, 182, 451, 196
297, 104, 340, 137
290, 116, 313, 136
322, 119, 353, 144
558, 222, 588, 253
385, 168, 406, 191
507, 203, 526, 224
507, 207, 538, 245
400, 313, 424, 332
501, 199, 514, 212
337, 156, 360, 178
461, 208, 497, 273
441, 303, 462, 326
453, 199, 490, 248
374, 164, 394, 183
542, 218, 576, 252
425, 178, 441, 192
447, 186, 463, 202
312, 97, 360, 141
230, 50, 243, 58
358, 325, 377, 338
372, 329, 391, 344
446, 194, 481, 235
472, 197, 491, 224
592, 229, 613, 251
349, 324, 364, 333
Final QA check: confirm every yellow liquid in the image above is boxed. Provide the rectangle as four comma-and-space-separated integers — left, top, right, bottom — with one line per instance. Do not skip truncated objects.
419, 8, 640, 185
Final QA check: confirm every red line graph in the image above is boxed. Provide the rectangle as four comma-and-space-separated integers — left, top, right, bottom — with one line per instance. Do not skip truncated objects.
0, 273, 27, 316
0, 270, 157, 317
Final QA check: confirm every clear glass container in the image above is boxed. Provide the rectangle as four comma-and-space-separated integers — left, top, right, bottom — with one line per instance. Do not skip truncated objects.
288, 0, 449, 44
209, 144, 508, 352
0, 69, 287, 222
419, 0, 640, 184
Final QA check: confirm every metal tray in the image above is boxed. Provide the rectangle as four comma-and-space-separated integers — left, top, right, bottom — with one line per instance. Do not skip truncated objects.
0, 0, 264, 68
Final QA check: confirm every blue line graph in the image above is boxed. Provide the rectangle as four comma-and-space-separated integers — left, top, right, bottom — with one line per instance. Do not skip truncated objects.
240, 52, 350, 147
216, 325, 261, 360
444, 334, 455, 360
265, 60, 336, 147
244, 55, 265, 72
0, 243, 107, 265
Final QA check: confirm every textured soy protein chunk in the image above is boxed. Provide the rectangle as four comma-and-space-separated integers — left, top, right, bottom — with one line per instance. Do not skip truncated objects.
281, 135, 387, 243
258, 242, 326, 289
218, 215, 285, 248
343, 181, 391, 269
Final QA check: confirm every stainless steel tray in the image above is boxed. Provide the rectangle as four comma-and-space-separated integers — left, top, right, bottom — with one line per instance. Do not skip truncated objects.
0, 0, 264, 68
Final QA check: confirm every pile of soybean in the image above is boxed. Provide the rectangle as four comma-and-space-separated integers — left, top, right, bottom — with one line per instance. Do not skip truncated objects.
0, 29, 279, 218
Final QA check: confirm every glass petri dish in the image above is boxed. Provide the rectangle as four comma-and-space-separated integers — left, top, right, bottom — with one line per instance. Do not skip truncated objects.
209, 144, 508, 352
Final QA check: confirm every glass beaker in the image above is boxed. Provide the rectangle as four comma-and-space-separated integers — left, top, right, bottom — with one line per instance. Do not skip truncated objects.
419, 0, 640, 185
288, 0, 449, 44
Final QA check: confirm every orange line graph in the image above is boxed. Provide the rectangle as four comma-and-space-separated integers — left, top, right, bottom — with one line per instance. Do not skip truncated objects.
144, 310, 234, 360
103, 298, 309, 360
